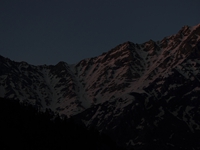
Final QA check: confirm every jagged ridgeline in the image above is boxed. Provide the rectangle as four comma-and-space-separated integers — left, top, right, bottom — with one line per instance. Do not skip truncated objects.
0, 24, 200, 149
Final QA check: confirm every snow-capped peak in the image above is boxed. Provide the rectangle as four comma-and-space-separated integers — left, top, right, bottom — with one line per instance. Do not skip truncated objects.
1, 24, 200, 149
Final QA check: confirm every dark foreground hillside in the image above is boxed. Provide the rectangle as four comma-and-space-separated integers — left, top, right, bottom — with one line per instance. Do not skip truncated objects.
0, 97, 123, 150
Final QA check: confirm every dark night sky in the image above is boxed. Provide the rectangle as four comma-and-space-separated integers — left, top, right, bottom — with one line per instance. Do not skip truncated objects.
0, 0, 199, 65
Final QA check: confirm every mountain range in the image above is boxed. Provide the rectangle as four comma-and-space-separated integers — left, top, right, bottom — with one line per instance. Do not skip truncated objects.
1, 24, 200, 149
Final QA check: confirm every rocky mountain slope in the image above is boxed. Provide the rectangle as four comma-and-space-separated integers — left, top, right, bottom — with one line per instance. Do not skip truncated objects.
1, 24, 200, 149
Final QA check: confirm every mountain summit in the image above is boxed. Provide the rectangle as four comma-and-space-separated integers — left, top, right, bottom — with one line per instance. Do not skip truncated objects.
1, 24, 200, 149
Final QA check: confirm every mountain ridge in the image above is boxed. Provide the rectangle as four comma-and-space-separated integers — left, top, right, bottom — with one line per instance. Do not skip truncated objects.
1, 23, 200, 149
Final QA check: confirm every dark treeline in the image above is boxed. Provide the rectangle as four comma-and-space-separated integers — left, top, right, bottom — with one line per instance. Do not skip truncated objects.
0, 97, 124, 150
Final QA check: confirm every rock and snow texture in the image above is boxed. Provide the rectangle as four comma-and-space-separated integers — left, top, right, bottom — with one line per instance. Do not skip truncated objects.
1, 24, 200, 149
